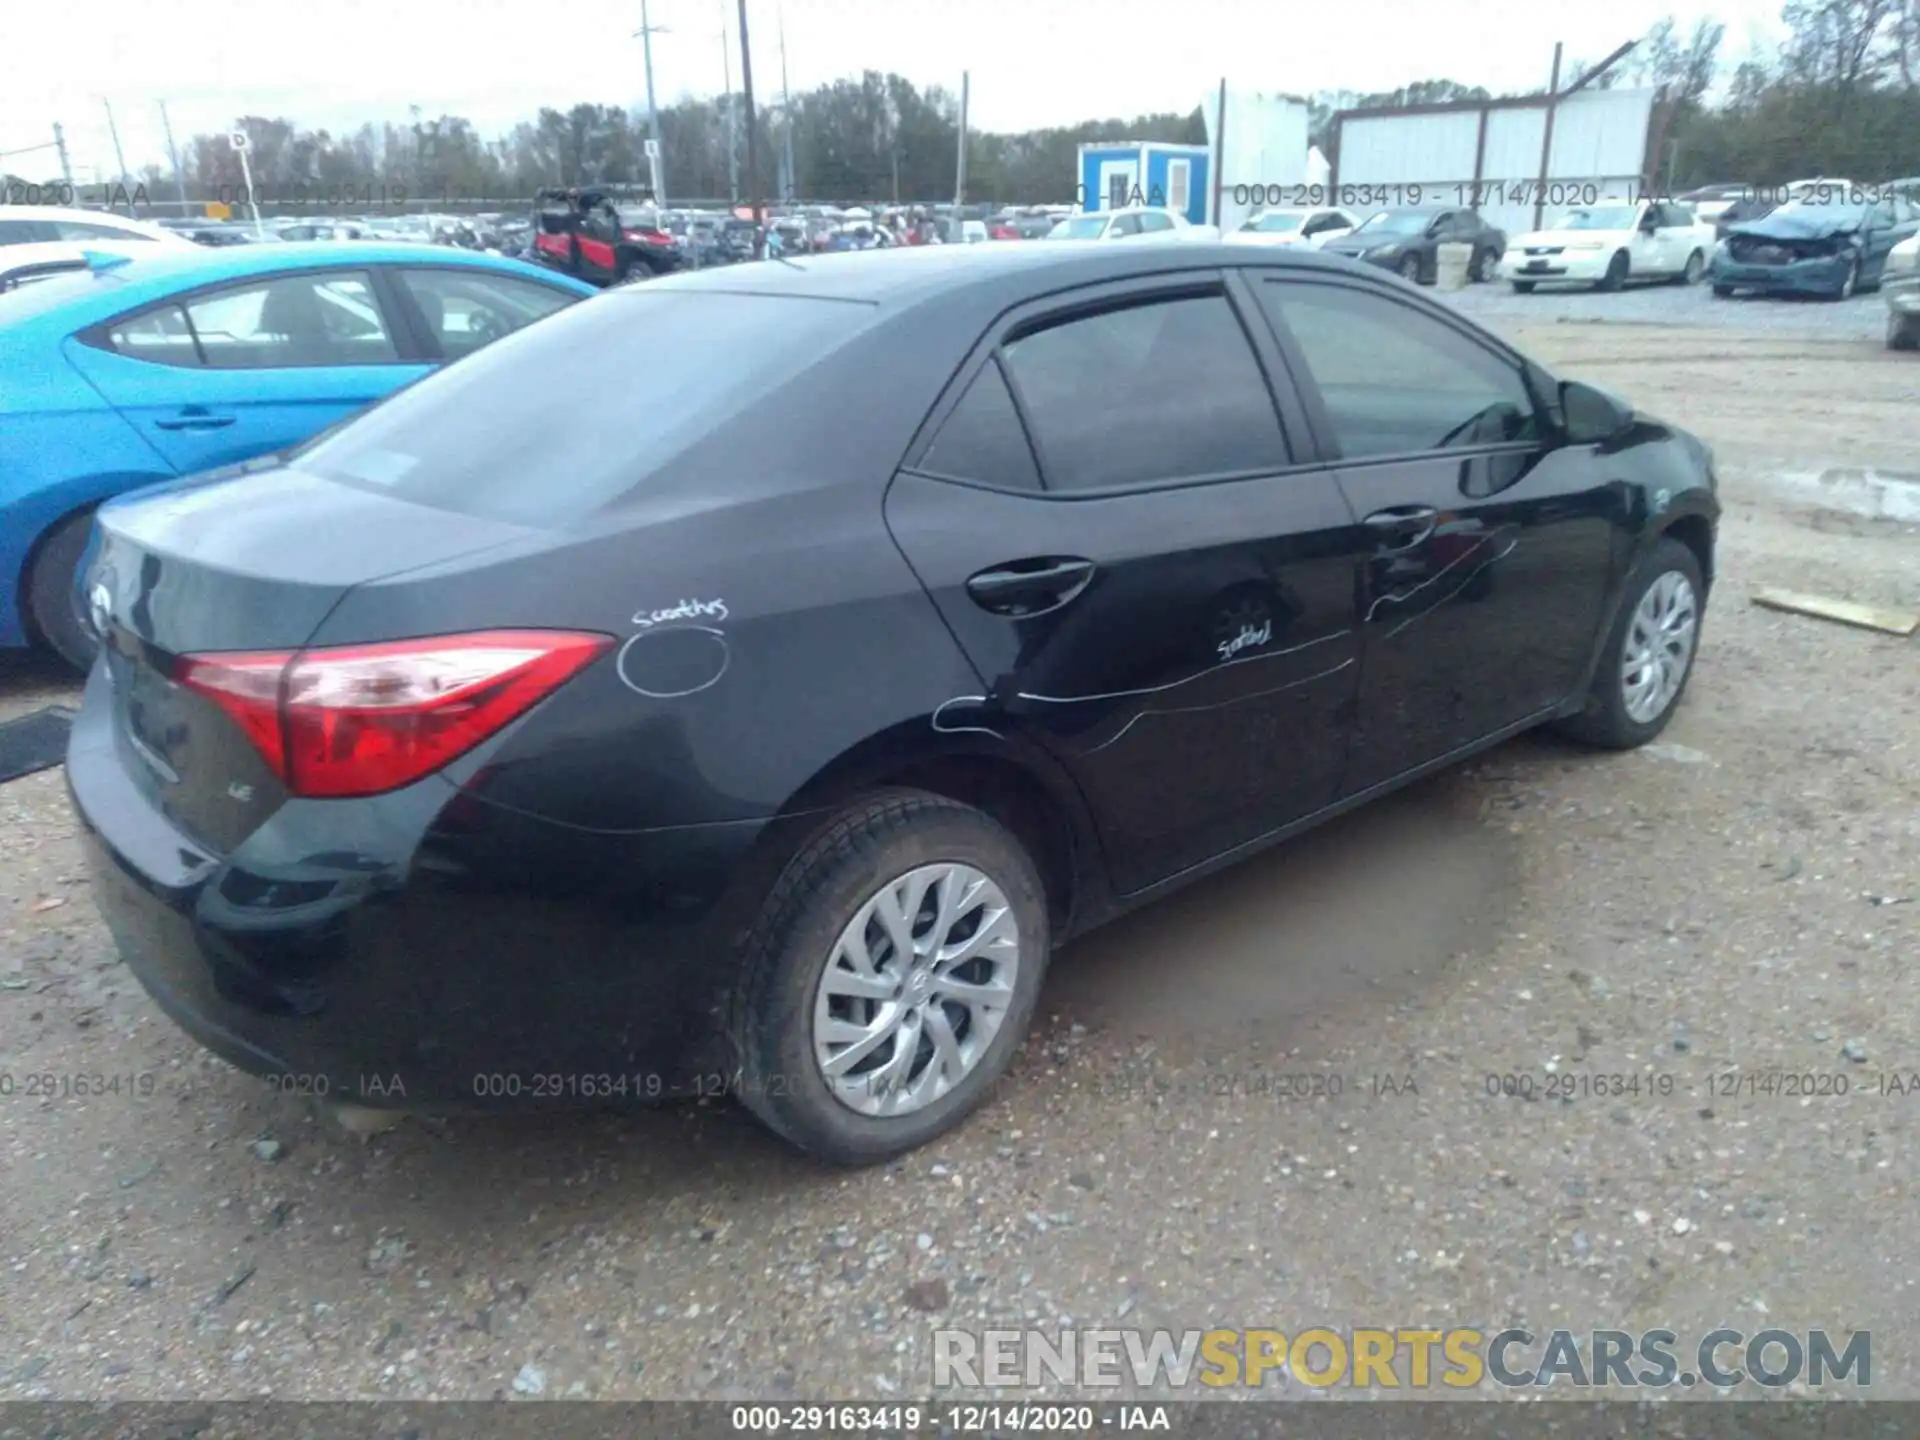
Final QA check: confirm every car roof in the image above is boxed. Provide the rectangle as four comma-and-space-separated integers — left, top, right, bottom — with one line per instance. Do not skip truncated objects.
0, 241, 596, 331
631, 240, 1384, 308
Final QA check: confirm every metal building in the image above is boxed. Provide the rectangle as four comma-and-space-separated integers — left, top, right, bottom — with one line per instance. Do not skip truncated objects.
1327, 84, 1673, 240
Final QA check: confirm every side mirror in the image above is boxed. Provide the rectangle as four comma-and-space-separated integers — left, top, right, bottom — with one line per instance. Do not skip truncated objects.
1561, 380, 1633, 444
1640, 212, 1659, 233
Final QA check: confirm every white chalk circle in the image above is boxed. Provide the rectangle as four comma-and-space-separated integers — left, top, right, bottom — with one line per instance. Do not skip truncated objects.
616, 625, 731, 698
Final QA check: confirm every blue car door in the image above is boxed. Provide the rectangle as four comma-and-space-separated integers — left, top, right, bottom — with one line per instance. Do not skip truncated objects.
61, 267, 431, 476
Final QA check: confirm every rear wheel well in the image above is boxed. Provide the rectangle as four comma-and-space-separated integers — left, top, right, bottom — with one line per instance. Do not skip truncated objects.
19, 500, 99, 639
1662, 514, 1714, 593
792, 753, 1077, 938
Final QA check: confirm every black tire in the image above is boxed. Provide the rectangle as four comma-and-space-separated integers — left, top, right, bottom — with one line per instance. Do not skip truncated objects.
1511, 280, 1537, 294
1471, 248, 1497, 283
1554, 537, 1705, 750
732, 789, 1049, 1166
1832, 256, 1858, 301
1598, 251, 1629, 292
1398, 252, 1423, 284
1889, 311, 1920, 351
26, 508, 99, 673
1675, 250, 1704, 285
1711, 284, 1734, 298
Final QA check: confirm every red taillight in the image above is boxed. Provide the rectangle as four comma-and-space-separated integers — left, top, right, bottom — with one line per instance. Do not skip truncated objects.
176, 630, 613, 799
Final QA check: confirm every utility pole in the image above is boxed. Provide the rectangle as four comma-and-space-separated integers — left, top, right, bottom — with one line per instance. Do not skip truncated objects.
1532, 43, 1564, 232
952, 70, 969, 236
738, 0, 763, 253
52, 123, 74, 187
721, 12, 739, 203
157, 100, 189, 211
102, 99, 130, 207
634, 0, 669, 206
777, 0, 795, 202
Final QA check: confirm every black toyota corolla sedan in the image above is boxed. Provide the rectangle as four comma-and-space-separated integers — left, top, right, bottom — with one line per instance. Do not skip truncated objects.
68, 242, 1718, 1165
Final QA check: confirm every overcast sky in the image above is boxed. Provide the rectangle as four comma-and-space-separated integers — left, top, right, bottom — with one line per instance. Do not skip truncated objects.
8, 0, 1785, 183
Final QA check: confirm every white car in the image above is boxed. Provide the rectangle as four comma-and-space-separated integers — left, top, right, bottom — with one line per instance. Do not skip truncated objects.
1500, 199, 1715, 292
1225, 206, 1358, 248
1045, 206, 1215, 242
0, 205, 195, 256
1884, 233, 1920, 350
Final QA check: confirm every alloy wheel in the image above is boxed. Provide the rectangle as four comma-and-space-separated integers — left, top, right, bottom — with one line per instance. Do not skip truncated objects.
1620, 571, 1698, 724
811, 862, 1021, 1117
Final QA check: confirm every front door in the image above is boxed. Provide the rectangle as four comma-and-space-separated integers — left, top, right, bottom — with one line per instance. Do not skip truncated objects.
1248, 274, 1620, 793
885, 277, 1366, 895
64, 269, 429, 476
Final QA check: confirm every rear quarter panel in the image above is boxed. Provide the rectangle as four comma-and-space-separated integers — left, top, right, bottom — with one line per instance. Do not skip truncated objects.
0, 331, 174, 646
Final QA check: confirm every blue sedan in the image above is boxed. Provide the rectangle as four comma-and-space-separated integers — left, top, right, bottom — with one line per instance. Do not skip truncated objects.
0, 242, 596, 667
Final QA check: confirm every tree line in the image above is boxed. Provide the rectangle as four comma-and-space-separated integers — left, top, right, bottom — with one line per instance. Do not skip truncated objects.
7, 1, 1920, 211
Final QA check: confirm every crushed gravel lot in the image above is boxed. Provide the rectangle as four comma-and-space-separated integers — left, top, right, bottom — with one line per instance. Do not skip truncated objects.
1449, 273, 1896, 343
1, 289, 1917, 1403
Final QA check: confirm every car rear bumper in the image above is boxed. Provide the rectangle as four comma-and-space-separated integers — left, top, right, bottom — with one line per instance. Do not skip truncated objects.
67, 664, 774, 1108
1711, 251, 1852, 296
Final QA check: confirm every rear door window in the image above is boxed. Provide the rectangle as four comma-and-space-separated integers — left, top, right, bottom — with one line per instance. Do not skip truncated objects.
54, 219, 157, 242
106, 304, 202, 367
0, 218, 59, 244
1000, 291, 1287, 492
184, 273, 400, 368
917, 360, 1042, 491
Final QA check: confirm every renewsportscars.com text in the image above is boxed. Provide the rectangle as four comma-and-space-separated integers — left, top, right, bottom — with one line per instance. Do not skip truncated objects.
932, 1327, 1870, 1390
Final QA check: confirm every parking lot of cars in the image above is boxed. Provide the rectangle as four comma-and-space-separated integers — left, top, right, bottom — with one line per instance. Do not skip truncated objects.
1, 230, 1917, 1396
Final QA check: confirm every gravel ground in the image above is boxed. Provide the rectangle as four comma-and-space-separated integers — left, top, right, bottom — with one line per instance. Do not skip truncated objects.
1, 320, 1916, 1404
1446, 273, 1894, 342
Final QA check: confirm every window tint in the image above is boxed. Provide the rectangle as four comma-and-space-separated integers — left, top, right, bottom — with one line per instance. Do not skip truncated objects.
107, 304, 201, 367
1001, 293, 1287, 492
1259, 281, 1538, 461
398, 268, 577, 360
919, 361, 1041, 490
1138, 211, 1174, 232
184, 273, 398, 368
54, 219, 156, 242
295, 290, 878, 526
1109, 214, 1142, 237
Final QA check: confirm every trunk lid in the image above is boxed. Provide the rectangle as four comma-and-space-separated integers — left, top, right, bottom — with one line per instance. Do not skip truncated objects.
89, 464, 543, 852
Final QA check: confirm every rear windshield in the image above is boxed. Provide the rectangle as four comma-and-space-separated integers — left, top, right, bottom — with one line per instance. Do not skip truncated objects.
292, 288, 878, 526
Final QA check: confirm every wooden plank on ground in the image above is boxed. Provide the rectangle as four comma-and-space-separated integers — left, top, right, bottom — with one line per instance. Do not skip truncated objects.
1751, 587, 1920, 637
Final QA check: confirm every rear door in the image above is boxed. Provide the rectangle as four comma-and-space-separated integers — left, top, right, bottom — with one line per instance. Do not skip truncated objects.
65, 268, 431, 476
884, 273, 1366, 895
578, 204, 621, 282
1248, 274, 1620, 793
